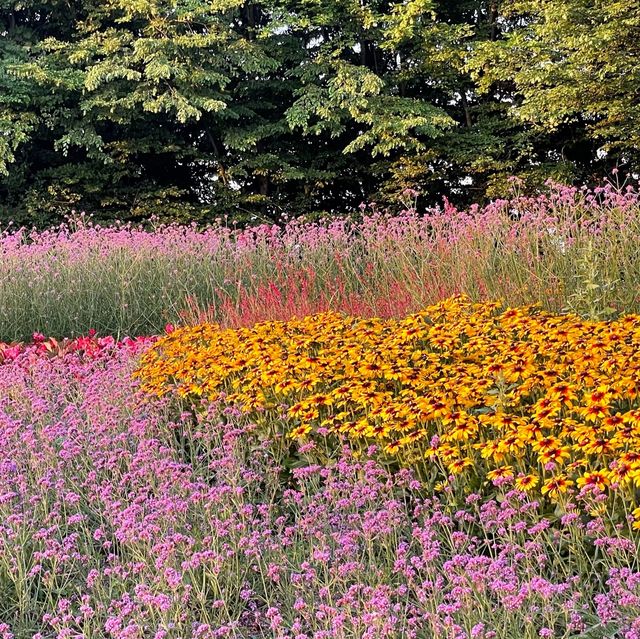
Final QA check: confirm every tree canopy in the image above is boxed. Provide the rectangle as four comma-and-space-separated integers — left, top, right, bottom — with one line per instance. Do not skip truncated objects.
1, 0, 637, 224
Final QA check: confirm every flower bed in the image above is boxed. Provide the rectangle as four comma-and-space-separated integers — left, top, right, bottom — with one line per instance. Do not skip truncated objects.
138, 297, 640, 518
1, 343, 640, 638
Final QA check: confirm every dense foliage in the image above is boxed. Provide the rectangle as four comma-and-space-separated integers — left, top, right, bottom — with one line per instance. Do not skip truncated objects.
1, 0, 637, 224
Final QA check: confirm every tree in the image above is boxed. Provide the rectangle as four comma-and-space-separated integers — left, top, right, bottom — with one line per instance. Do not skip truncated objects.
1, 0, 281, 223
470, 0, 640, 179
1, 0, 637, 225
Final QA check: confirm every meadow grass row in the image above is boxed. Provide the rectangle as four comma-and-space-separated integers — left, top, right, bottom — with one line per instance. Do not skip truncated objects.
2, 181, 640, 341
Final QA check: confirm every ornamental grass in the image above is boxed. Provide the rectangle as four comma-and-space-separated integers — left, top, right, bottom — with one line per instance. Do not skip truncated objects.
4, 180, 640, 341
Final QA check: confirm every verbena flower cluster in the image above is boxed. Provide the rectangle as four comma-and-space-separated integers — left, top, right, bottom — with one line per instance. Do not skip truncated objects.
1, 344, 640, 638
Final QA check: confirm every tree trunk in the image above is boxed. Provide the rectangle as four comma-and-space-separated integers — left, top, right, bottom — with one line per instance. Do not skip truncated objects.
460, 90, 473, 128
489, 1, 499, 41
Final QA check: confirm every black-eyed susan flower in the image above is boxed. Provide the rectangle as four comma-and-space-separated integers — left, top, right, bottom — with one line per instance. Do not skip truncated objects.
576, 470, 610, 491
515, 474, 539, 491
135, 298, 640, 505
542, 475, 574, 498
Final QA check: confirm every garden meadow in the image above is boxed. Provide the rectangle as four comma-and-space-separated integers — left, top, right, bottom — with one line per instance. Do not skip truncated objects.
3, 182, 640, 639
